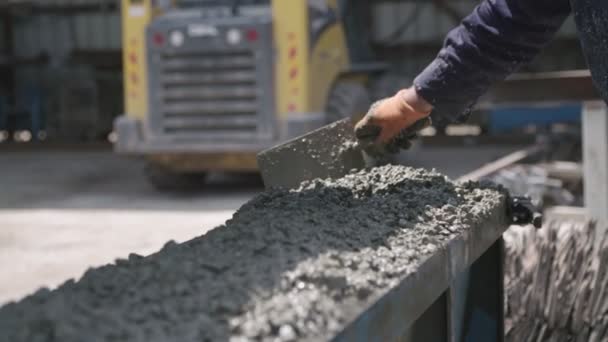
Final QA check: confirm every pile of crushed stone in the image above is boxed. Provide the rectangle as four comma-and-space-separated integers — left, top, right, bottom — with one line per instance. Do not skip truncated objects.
0, 165, 506, 342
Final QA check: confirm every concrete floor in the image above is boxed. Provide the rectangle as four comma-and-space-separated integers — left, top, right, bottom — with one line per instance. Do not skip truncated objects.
0, 144, 522, 305
0, 149, 261, 304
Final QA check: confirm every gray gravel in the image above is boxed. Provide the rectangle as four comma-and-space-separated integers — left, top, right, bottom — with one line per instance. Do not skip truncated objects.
0, 165, 505, 342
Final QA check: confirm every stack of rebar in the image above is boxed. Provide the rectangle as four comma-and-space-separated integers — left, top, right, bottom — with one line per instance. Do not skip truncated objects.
504, 215, 608, 341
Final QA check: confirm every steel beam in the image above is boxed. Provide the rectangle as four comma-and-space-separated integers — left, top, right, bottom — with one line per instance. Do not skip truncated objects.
457, 145, 543, 182
479, 70, 599, 107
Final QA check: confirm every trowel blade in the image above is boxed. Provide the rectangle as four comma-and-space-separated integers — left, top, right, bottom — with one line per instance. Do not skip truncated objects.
257, 118, 371, 190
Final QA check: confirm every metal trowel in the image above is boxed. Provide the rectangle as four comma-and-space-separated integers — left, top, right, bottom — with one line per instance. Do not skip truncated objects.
257, 118, 377, 189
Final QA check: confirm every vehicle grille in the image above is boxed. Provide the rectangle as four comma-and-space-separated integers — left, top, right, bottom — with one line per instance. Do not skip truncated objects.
158, 50, 259, 139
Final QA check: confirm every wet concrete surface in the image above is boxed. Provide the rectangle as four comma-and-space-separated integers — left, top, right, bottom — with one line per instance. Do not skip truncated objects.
0, 165, 506, 342
0, 145, 522, 306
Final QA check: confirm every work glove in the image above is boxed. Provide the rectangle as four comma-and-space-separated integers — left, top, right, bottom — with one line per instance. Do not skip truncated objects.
355, 88, 432, 152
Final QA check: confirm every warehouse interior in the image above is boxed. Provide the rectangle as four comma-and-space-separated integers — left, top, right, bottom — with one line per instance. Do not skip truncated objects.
0, 0, 605, 341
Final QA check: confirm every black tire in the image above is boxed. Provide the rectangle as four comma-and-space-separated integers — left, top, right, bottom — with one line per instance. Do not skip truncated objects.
325, 81, 371, 124
144, 162, 207, 192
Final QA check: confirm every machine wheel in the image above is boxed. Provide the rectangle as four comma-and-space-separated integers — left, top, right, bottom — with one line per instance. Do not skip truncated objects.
144, 162, 207, 192
325, 81, 371, 124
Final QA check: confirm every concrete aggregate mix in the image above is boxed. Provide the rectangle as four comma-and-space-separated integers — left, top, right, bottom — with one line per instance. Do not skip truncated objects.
0, 165, 505, 342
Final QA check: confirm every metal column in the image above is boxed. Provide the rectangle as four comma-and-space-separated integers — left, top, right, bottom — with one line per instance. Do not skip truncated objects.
583, 101, 608, 249
404, 239, 504, 342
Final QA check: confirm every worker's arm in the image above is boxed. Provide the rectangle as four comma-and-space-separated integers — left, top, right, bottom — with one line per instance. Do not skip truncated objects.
415, 0, 572, 123
356, 0, 572, 145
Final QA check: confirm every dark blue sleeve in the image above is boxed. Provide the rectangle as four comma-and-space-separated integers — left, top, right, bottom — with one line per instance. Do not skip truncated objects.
413, 0, 571, 123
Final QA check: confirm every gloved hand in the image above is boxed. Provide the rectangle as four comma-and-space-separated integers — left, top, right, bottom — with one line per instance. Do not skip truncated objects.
355, 87, 433, 150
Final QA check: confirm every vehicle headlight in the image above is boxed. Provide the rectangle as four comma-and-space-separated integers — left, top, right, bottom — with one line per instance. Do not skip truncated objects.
170, 30, 185, 47
226, 29, 242, 45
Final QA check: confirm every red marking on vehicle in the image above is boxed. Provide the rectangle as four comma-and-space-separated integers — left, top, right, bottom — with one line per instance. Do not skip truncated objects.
246, 29, 259, 42
129, 53, 138, 65
289, 68, 298, 79
153, 32, 165, 46
288, 103, 296, 112
289, 47, 297, 59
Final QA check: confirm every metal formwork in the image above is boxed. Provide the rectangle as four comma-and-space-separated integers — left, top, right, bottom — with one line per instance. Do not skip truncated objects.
331, 209, 507, 342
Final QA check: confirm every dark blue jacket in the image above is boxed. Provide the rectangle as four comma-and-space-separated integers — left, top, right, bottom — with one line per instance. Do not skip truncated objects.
414, 0, 608, 123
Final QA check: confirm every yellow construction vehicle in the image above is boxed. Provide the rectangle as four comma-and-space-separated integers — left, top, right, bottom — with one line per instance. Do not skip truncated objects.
115, 0, 382, 190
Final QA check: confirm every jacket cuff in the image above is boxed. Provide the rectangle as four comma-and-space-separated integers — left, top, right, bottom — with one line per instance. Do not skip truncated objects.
413, 58, 476, 125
